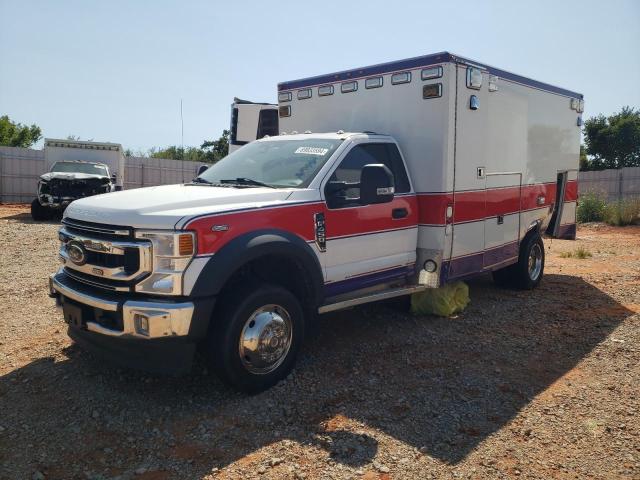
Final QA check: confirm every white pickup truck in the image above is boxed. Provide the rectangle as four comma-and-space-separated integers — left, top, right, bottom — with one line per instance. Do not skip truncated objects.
49, 52, 582, 392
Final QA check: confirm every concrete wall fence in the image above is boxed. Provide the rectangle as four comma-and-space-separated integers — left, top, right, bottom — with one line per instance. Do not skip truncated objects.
0, 146, 203, 203
1, 146, 639, 204
577, 167, 640, 203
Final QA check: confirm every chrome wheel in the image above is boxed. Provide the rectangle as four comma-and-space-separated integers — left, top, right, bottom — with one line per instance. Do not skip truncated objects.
238, 304, 293, 375
528, 243, 543, 281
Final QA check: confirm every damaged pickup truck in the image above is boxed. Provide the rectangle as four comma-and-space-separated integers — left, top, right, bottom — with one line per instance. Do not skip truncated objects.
31, 160, 116, 220
31, 138, 126, 221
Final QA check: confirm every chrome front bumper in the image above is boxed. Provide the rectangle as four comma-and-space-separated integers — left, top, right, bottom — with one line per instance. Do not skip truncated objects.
49, 270, 194, 339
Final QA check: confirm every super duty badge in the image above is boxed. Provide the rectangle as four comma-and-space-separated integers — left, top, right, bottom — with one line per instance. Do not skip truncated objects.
314, 213, 326, 252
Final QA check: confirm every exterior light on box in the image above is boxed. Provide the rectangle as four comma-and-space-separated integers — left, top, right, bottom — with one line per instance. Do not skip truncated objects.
466, 67, 483, 90
424, 260, 438, 273
488, 75, 499, 92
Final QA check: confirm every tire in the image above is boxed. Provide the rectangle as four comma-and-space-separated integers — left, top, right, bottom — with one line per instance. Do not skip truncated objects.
205, 283, 305, 393
492, 233, 545, 290
30, 199, 51, 221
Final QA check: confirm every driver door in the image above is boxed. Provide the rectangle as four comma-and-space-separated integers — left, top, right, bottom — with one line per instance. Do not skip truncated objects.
321, 141, 418, 296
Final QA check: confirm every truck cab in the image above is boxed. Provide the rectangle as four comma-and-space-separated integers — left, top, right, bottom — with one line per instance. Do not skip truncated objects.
49, 52, 581, 392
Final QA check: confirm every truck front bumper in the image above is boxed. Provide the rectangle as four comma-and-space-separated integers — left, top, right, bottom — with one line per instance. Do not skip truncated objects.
49, 270, 215, 374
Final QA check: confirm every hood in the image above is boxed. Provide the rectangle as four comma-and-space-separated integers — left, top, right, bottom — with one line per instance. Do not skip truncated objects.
41, 172, 110, 182
64, 184, 297, 229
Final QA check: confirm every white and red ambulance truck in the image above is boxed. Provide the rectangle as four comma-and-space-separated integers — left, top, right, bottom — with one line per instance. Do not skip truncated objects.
49, 52, 582, 392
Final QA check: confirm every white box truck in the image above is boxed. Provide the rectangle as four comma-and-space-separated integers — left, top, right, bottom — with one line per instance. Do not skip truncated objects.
228, 98, 279, 153
32, 139, 125, 220
49, 52, 582, 392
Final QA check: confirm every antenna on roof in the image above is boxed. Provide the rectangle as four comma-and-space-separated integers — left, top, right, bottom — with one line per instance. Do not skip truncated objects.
180, 99, 185, 183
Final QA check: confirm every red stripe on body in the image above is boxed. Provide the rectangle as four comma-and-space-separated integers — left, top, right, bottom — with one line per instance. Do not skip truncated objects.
417, 182, 559, 226
326, 196, 418, 238
564, 180, 578, 202
417, 193, 453, 225
187, 203, 319, 255
187, 181, 575, 255
187, 197, 419, 255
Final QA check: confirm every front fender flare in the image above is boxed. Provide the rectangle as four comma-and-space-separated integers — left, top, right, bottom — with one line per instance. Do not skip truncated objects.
189, 229, 324, 308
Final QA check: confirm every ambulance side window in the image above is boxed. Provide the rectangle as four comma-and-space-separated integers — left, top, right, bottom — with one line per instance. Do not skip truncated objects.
256, 109, 279, 138
326, 142, 410, 208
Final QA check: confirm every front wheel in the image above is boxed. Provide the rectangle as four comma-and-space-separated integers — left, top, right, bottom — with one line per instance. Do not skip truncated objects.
205, 283, 305, 393
31, 199, 52, 221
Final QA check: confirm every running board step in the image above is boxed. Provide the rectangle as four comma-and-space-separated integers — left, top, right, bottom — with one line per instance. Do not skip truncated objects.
318, 285, 427, 314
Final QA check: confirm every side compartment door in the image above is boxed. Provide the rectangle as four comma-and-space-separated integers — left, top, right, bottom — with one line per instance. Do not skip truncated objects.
483, 173, 522, 269
448, 64, 489, 279
321, 141, 418, 295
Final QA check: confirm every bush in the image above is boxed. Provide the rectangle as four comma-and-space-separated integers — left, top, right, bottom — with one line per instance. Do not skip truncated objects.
604, 198, 640, 226
577, 192, 607, 223
560, 247, 593, 259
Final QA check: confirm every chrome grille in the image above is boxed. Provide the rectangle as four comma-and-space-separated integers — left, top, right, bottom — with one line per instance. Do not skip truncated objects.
59, 224, 152, 291
62, 217, 131, 237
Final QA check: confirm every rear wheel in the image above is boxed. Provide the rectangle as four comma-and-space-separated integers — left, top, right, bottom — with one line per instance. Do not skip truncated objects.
492, 233, 545, 290
30, 199, 52, 221
205, 283, 304, 393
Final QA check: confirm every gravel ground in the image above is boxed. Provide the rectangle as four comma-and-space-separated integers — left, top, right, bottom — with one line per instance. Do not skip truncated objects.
0, 204, 638, 480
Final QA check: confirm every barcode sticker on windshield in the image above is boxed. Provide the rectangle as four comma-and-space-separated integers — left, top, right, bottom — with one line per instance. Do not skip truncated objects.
295, 147, 329, 156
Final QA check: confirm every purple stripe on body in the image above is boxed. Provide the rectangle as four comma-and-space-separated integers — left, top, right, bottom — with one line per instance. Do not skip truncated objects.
556, 223, 577, 240
278, 52, 582, 99
442, 241, 520, 283
324, 265, 415, 298
483, 241, 519, 268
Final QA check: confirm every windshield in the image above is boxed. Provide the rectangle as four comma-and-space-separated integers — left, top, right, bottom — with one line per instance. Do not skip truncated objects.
197, 138, 342, 188
51, 162, 109, 176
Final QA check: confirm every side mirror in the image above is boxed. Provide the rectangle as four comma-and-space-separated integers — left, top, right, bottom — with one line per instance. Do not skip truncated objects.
110, 173, 117, 182
196, 164, 209, 177
360, 164, 394, 204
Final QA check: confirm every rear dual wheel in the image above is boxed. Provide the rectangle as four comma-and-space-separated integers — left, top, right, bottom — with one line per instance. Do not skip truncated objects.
205, 283, 304, 393
492, 233, 545, 290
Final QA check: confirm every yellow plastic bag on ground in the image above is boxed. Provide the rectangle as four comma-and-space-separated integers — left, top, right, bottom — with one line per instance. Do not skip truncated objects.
411, 282, 470, 317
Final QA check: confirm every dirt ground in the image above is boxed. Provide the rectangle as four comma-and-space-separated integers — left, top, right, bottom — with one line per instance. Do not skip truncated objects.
0, 204, 638, 480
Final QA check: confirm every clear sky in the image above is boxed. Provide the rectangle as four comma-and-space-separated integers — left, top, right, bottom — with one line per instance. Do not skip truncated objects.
1, 0, 639, 152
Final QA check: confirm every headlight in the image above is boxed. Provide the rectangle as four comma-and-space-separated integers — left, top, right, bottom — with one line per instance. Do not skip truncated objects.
133, 231, 195, 295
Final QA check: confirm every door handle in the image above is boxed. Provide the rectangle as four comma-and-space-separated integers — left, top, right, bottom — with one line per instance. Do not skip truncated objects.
392, 208, 408, 219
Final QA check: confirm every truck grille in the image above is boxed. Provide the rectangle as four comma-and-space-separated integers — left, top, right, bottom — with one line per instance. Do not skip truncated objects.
62, 217, 132, 237
59, 218, 151, 292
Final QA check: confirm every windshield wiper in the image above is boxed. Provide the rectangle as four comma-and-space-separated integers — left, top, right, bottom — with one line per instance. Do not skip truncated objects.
189, 177, 212, 184
219, 178, 276, 189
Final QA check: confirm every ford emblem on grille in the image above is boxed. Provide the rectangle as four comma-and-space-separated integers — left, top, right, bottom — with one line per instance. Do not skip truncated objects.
66, 241, 87, 266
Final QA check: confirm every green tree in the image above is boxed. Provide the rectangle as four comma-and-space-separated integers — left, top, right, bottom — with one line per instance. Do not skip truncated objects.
579, 145, 590, 171
150, 146, 209, 162
583, 106, 640, 170
145, 129, 230, 164
201, 129, 229, 162
0, 115, 42, 147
